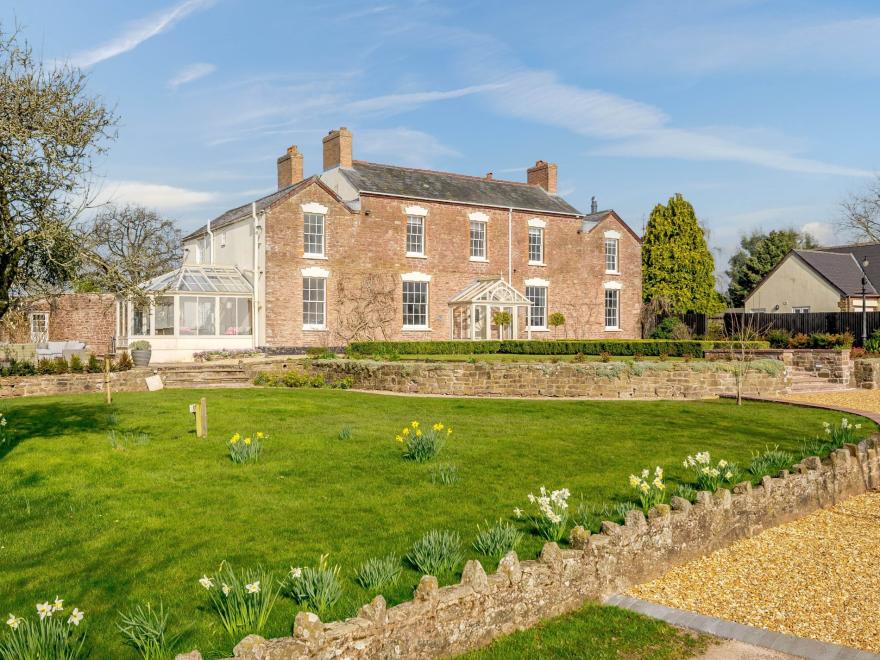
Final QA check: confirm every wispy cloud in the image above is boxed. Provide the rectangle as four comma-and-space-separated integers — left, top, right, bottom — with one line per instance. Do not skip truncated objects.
348, 83, 506, 115
358, 128, 460, 167
69, 0, 215, 67
169, 62, 217, 89
100, 180, 217, 210
338, 4, 395, 21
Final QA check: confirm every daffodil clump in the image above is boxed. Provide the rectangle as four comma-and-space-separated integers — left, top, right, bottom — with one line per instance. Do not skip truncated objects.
0, 412, 8, 446
517, 486, 571, 541
682, 452, 740, 492
823, 417, 862, 449
395, 420, 452, 462
198, 563, 279, 636
1, 596, 85, 660
284, 554, 344, 615
629, 467, 666, 513
227, 431, 265, 464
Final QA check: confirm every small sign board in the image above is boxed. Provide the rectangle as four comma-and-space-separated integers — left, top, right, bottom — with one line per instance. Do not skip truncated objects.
145, 374, 164, 392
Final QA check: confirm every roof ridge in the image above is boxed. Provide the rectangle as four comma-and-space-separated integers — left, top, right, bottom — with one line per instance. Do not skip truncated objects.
351, 160, 542, 191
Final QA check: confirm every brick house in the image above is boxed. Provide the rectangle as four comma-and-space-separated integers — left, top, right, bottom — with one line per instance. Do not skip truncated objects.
120, 128, 642, 360
0, 293, 117, 353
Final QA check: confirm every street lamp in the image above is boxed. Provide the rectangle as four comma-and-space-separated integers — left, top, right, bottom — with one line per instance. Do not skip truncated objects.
861, 256, 870, 346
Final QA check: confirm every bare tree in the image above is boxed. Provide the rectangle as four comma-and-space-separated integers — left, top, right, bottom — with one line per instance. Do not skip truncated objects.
724, 312, 770, 406
840, 176, 880, 242
0, 26, 117, 321
332, 273, 397, 343
78, 204, 182, 292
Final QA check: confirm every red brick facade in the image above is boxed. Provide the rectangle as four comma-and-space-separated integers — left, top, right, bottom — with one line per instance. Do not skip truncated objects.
0, 294, 117, 352
261, 181, 641, 348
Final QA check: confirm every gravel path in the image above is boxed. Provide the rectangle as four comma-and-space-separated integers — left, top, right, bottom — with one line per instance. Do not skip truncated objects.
784, 389, 880, 414
628, 492, 880, 654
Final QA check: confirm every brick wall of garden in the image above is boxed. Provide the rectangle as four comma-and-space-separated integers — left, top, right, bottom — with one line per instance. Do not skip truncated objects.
280, 359, 791, 399
179, 436, 880, 660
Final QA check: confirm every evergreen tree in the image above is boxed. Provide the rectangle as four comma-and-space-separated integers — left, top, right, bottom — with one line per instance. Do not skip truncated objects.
641, 194, 723, 314
725, 229, 817, 307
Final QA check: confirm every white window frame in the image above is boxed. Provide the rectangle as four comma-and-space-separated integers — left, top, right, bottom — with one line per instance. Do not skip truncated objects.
527, 219, 546, 266
603, 283, 621, 331
469, 218, 488, 261
406, 215, 426, 257
301, 267, 329, 331
402, 272, 431, 330
604, 237, 619, 274
793, 306, 810, 314
525, 283, 548, 330
302, 202, 328, 259
29, 312, 49, 344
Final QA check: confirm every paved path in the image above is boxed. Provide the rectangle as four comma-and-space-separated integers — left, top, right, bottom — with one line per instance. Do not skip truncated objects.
695, 641, 795, 659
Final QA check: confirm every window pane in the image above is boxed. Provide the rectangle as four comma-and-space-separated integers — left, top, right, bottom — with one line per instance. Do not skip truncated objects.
526, 286, 547, 328
403, 281, 428, 327
406, 215, 424, 255
304, 213, 325, 256
605, 238, 619, 272
528, 228, 543, 263
197, 298, 216, 335
237, 298, 252, 335
155, 297, 174, 335
132, 305, 151, 336
605, 289, 619, 328
220, 297, 237, 335
303, 277, 326, 327
470, 221, 486, 258
179, 296, 198, 335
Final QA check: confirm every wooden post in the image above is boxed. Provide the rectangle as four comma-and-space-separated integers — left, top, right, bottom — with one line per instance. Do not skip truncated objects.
103, 355, 112, 405
199, 397, 208, 437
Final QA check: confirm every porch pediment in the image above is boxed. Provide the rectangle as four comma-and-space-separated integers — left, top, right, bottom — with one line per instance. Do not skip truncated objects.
448, 278, 531, 306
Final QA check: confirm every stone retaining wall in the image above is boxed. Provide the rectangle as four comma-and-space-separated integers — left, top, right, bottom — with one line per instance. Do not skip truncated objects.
261, 359, 791, 399
178, 435, 880, 660
855, 359, 880, 389
704, 348, 853, 386
0, 369, 150, 398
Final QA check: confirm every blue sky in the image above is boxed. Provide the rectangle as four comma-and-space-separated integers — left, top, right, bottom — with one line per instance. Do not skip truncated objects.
5, 0, 879, 273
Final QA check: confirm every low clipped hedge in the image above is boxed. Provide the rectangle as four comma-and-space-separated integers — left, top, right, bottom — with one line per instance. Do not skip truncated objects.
347, 339, 769, 358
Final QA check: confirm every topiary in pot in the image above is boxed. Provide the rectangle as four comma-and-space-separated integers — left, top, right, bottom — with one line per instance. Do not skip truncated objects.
129, 340, 152, 367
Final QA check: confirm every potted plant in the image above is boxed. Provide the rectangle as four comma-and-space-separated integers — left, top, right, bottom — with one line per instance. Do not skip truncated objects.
129, 340, 152, 367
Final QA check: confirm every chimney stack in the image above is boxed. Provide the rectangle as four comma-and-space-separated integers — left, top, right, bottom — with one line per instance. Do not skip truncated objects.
526, 160, 557, 194
277, 145, 304, 189
322, 127, 353, 171
485, 172, 493, 180
591, 196, 598, 213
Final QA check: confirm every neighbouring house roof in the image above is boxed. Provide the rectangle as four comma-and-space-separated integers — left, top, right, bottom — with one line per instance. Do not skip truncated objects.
141, 265, 253, 295
794, 250, 878, 296
338, 161, 582, 216
821, 242, 880, 292
448, 278, 531, 306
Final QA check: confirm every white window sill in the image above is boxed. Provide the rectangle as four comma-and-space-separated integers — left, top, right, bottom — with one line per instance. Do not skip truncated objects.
406, 253, 427, 259
402, 326, 431, 331
303, 325, 327, 331
604, 327, 622, 332
469, 256, 488, 262
605, 270, 620, 275
303, 254, 328, 260
527, 327, 549, 332
528, 261, 545, 267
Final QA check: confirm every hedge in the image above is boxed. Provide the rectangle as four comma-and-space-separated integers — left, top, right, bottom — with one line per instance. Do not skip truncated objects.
346, 339, 770, 358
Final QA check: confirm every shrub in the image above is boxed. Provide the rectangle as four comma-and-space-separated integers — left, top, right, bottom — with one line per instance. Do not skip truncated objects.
628, 467, 666, 513
114, 352, 134, 371
285, 554, 343, 615
672, 483, 698, 503
573, 499, 637, 531
355, 554, 402, 592
748, 445, 795, 477
472, 519, 523, 558
519, 486, 570, 541
337, 426, 353, 441
252, 370, 352, 389
0, 359, 37, 377
788, 333, 810, 348
395, 420, 451, 462
851, 347, 866, 359
69, 355, 84, 373
0, 597, 86, 660
548, 312, 565, 336
87, 354, 100, 373
37, 358, 55, 375
808, 332, 853, 349
865, 330, 880, 354
492, 310, 513, 332
650, 317, 690, 340
599, 351, 611, 363
227, 432, 265, 463
430, 463, 459, 485
305, 346, 335, 360
347, 339, 768, 358
682, 452, 740, 491
129, 340, 151, 351
198, 564, 279, 636
116, 601, 181, 659
766, 328, 791, 349
406, 530, 463, 575
194, 349, 263, 362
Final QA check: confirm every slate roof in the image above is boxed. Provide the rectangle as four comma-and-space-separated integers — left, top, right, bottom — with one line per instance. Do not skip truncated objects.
338, 161, 581, 216
795, 249, 878, 296
820, 243, 880, 293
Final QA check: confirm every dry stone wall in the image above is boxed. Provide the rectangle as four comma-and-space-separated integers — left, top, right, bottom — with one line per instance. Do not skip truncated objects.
0, 369, 149, 398
176, 435, 880, 660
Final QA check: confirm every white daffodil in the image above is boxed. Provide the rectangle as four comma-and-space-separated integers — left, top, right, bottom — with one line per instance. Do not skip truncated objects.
222, 583, 232, 596
290, 567, 303, 580
199, 576, 214, 590
245, 581, 260, 594
513, 507, 523, 519
36, 602, 52, 620
67, 608, 84, 626
5, 614, 21, 630
52, 596, 63, 612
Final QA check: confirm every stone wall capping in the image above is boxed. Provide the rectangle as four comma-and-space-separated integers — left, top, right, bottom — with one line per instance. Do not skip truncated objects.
293, 611, 324, 644
803, 456, 822, 470
695, 491, 713, 507
625, 509, 648, 528
732, 481, 752, 495
568, 525, 591, 549
600, 520, 620, 535
761, 475, 774, 493
647, 503, 671, 520
540, 542, 564, 572
669, 495, 692, 511
496, 551, 522, 585
461, 560, 489, 592
357, 595, 387, 623
414, 575, 439, 603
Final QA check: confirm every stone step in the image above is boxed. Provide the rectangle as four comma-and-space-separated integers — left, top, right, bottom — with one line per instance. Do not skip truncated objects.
163, 380, 253, 389
161, 371, 249, 382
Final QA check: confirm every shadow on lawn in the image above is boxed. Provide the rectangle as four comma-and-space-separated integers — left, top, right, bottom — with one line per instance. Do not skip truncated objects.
0, 398, 113, 460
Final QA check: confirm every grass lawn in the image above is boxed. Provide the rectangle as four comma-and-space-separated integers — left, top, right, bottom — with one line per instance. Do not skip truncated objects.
397, 353, 689, 363
0, 390, 868, 658
460, 601, 713, 659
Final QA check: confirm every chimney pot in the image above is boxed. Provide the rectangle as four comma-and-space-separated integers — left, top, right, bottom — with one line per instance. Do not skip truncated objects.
591, 196, 598, 213
322, 127, 353, 170
277, 144, 304, 189
526, 160, 557, 194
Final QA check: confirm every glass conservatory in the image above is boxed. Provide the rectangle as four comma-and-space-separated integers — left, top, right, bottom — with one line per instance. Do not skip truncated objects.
448, 278, 533, 340
117, 265, 255, 362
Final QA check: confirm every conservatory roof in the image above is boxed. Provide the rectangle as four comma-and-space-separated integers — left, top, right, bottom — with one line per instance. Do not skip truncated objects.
448, 278, 531, 305
142, 265, 253, 294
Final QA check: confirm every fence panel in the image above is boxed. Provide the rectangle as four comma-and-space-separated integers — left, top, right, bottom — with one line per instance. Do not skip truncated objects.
723, 311, 880, 345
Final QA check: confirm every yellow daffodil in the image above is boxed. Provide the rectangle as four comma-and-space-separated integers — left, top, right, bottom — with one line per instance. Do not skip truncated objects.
244, 437, 252, 445
415, 429, 423, 437
395, 435, 403, 443
402, 427, 410, 435
256, 431, 265, 439
432, 422, 444, 431
447, 428, 453, 435
411, 421, 420, 428
230, 436, 239, 444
